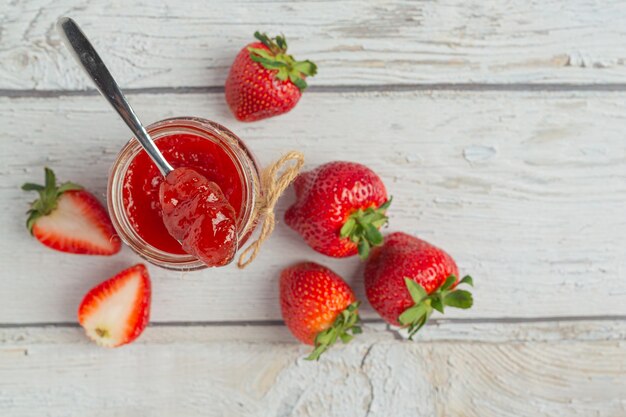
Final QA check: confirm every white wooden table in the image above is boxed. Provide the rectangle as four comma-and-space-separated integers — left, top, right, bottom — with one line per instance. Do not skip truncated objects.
1, 1, 625, 416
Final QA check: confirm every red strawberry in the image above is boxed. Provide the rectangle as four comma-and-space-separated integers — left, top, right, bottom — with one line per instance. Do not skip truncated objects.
285, 161, 391, 259
78, 264, 151, 347
225, 31, 317, 122
22, 168, 121, 255
364, 232, 473, 338
280, 262, 361, 360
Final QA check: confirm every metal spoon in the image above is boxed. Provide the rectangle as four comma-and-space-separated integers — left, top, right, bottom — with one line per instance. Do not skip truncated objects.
57, 17, 173, 176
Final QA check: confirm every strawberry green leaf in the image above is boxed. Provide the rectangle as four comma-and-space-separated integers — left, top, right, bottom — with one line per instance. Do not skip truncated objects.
371, 218, 387, 229
275, 35, 287, 50
293, 60, 318, 77
253, 31, 283, 54
249, 53, 288, 69
291, 76, 307, 91
44, 167, 56, 190
430, 294, 444, 314
306, 345, 327, 361
459, 275, 474, 286
440, 275, 457, 291
247, 47, 274, 60
443, 290, 473, 309
25, 210, 39, 234
306, 301, 361, 361
378, 197, 393, 210
21, 183, 44, 191
339, 333, 353, 343
340, 199, 392, 260
254, 31, 269, 43
340, 217, 357, 238
406, 314, 429, 340
357, 239, 371, 260
364, 223, 383, 246
404, 278, 427, 304
398, 303, 427, 326
275, 67, 290, 81
248, 32, 317, 92
398, 273, 474, 339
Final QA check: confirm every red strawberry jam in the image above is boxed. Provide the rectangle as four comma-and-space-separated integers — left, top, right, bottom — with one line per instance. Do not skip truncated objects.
122, 133, 243, 257
159, 167, 237, 267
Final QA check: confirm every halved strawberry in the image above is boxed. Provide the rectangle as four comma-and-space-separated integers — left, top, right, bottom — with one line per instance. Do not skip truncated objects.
22, 168, 121, 255
78, 264, 151, 348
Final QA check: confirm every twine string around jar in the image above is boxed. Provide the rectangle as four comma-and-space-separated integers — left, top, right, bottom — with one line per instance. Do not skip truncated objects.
237, 150, 305, 269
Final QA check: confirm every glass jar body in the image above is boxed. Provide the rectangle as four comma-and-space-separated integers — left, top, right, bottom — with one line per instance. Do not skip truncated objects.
107, 117, 260, 270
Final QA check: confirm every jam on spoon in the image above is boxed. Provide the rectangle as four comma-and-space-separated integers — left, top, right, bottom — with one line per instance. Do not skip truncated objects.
159, 167, 237, 267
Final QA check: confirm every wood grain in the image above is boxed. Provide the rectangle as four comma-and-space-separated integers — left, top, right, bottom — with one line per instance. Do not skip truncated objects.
1, 321, 625, 417
4, 0, 626, 90
1, 91, 625, 324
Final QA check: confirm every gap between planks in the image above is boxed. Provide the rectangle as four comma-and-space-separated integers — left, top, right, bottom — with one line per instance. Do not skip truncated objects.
4, 83, 626, 98
2, 319, 626, 345
2, 314, 626, 329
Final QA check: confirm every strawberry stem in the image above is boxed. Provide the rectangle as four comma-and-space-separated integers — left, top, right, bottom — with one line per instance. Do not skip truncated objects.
22, 167, 82, 233
306, 301, 362, 361
398, 275, 474, 340
248, 32, 317, 91
339, 198, 392, 260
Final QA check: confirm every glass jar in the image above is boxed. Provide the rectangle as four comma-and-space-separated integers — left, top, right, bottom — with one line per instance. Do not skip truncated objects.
107, 117, 261, 271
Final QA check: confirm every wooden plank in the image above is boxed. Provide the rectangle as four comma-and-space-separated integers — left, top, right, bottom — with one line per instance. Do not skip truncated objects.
4, 0, 626, 90
1, 91, 625, 323
1, 321, 625, 417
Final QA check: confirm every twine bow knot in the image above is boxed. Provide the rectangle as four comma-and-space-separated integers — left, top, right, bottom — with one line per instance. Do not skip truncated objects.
237, 150, 304, 269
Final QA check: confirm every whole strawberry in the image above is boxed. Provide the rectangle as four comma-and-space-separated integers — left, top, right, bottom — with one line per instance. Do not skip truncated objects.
365, 232, 473, 338
285, 161, 391, 259
22, 168, 121, 256
280, 262, 361, 360
225, 32, 317, 122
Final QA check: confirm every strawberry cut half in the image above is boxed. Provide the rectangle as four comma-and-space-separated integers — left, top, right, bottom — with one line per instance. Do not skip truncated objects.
22, 168, 121, 256
78, 264, 151, 348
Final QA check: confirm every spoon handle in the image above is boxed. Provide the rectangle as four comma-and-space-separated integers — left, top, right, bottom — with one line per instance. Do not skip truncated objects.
57, 17, 173, 176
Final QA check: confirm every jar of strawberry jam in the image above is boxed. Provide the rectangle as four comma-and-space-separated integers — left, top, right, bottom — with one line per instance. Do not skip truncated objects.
107, 117, 261, 270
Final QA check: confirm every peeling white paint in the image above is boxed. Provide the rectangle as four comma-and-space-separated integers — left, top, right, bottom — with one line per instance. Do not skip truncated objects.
462, 145, 496, 163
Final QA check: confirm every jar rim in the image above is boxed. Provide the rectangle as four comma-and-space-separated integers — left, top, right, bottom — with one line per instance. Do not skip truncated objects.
107, 117, 261, 271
